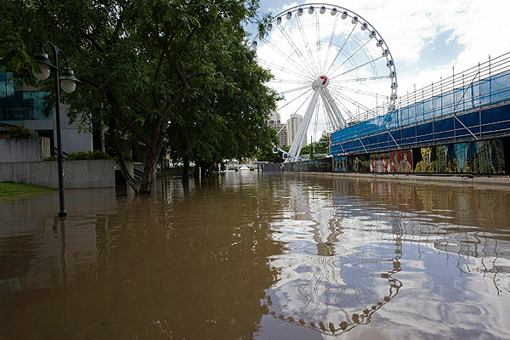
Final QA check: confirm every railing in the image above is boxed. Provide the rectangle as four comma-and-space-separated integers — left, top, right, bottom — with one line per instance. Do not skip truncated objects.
333, 52, 510, 145
52, 146, 68, 159
134, 168, 144, 181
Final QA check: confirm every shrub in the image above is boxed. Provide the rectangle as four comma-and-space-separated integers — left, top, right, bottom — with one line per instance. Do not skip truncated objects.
66, 150, 111, 160
4, 126, 38, 141
43, 150, 112, 161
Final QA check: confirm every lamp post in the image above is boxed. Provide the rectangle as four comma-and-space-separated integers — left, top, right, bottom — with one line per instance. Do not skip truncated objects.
33, 42, 80, 217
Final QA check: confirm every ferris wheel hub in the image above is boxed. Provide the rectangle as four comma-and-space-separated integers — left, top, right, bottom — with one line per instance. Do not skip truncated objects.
313, 76, 329, 89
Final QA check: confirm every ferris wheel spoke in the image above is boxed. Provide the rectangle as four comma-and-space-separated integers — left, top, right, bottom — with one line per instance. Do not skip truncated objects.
336, 100, 355, 121
315, 13, 322, 75
324, 90, 355, 122
275, 23, 318, 77
259, 37, 317, 80
330, 55, 385, 81
271, 78, 310, 85
278, 84, 311, 96
325, 23, 357, 76
328, 84, 390, 100
329, 38, 373, 79
335, 75, 390, 83
329, 87, 371, 112
327, 90, 356, 121
256, 57, 313, 82
279, 87, 314, 111
294, 15, 320, 76
322, 13, 340, 74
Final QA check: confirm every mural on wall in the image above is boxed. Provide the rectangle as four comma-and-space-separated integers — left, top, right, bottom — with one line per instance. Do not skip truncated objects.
370, 153, 390, 173
414, 145, 466, 173
413, 139, 505, 174
468, 139, 506, 174
351, 155, 371, 172
333, 155, 371, 172
333, 156, 348, 172
389, 150, 413, 173
331, 138, 505, 175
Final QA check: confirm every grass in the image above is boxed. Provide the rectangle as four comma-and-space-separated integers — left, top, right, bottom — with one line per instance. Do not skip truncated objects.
0, 182, 55, 199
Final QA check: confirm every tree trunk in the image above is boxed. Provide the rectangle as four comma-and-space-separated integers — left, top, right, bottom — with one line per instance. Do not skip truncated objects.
200, 162, 206, 178
106, 125, 141, 193
194, 161, 200, 180
139, 136, 163, 194
182, 154, 190, 183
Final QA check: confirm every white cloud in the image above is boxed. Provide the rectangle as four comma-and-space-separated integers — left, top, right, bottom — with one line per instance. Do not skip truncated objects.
264, 0, 510, 94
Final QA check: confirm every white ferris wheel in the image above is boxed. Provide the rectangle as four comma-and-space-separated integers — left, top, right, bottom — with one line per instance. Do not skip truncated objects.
251, 3, 398, 162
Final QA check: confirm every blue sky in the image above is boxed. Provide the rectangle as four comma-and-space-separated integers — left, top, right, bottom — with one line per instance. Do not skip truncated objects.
249, 0, 510, 95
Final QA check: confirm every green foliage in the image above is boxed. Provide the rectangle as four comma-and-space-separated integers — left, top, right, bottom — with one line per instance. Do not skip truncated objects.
256, 144, 288, 163
300, 136, 330, 158
3, 0, 275, 192
3, 125, 38, 141
66, 150, 111, 161
44, 150, 111, 161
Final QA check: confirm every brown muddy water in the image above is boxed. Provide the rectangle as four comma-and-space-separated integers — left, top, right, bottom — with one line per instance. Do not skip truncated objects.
1, 172, 509, 339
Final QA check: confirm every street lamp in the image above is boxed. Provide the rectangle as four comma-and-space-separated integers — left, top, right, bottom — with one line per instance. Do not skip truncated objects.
33, 42, 80, 217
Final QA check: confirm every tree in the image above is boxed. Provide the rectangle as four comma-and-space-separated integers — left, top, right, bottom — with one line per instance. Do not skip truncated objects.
300, 135, 330, 158
2, 0, 272, 193
167, 15, 277, 181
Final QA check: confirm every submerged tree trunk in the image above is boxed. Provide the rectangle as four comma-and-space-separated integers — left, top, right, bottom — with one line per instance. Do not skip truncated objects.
182, 154, 190, 184
194, 161, 200, 180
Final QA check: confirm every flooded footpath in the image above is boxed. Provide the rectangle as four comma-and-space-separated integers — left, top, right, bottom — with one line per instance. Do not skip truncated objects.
1, 172, 509, 339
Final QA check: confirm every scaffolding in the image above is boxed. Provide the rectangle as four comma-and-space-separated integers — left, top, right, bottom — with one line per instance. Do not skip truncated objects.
331, 52, 510, 155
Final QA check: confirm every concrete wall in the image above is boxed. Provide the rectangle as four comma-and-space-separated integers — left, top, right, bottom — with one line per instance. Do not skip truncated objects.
0, 159, 115, 188
0, 137, 50, 162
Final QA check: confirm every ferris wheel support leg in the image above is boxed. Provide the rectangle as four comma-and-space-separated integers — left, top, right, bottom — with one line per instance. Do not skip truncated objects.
288, 89, 321, 162
323, 87, 346, 128
320, 90, 341, 131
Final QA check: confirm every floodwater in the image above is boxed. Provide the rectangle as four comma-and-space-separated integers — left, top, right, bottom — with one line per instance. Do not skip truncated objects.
1, 173, 510, 340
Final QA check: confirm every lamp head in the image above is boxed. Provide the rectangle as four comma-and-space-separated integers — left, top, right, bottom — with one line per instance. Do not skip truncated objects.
60, 67, 81, 93
32, 49, 55, 80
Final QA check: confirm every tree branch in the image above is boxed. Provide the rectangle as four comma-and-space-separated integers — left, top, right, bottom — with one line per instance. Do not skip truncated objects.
79, 29, 104, 53
154, 22, 180, 80
159, 62, 190, 127
104, 87, 149, 144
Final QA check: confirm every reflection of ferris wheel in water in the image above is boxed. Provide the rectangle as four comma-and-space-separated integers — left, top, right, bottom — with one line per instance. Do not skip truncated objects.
251, 3, 398, 162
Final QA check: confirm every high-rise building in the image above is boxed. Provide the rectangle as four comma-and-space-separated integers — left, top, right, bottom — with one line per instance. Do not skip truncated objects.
268, 110, 288, 146
287, 113, 306, 148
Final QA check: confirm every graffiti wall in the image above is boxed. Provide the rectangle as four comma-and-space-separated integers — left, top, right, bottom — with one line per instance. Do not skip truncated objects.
333, 156, 347, 172
370, 153, 390, 173
368, 150, 413, 173
326, 137, 505, 174
333, 155, 371, 172
413, 139, 505, 174
389, 150, 413, 173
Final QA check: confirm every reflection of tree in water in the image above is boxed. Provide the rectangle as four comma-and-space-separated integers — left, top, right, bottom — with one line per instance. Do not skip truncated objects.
0, 176, 286, 339
261, 177, 403, 335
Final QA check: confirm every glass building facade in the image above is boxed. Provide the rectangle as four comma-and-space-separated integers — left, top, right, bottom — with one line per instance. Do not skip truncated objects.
0, 72, 51, 122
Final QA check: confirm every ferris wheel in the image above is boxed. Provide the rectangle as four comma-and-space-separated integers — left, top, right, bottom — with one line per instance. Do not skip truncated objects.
251, 3, 398, 162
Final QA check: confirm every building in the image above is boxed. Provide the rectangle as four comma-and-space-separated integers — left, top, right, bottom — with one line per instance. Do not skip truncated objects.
0, 72, 92, 153
287, 113, 307, 149
267, 110, 288, 146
